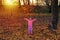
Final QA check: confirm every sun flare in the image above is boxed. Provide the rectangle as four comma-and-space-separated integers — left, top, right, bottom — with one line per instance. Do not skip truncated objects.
2, 0, 18, 8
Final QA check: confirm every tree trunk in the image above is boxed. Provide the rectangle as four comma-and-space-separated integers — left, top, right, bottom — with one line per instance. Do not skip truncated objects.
32, 0, 33, 5
45, 0, 51, 13
28, 0, 30, 5
48, 0, 58, 30
45, 0, 49, 6
23, 0, 25, 5
51, 0, 58, 30
37, 0, 38, 6
19, 0, 21, 7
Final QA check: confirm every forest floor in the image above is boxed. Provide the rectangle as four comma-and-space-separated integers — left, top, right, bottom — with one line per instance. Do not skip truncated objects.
0, 13, 60, 40
0, 7, 60, 40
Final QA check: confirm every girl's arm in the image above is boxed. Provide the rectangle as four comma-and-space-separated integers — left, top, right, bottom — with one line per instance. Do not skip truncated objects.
32, 19, 36, 21
24, 18, 29, 21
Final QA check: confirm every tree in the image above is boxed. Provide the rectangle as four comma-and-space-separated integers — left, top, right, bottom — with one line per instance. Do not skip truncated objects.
37, 0, 38, 6
32, 0, 33, 5
0, 0, 2, 7
23, 0, 25, 5
18, 0, 21, 7
45, 0, 51, 13
48, 0, 58, 30
28, 0, 30, 5
0, 0, 2, 5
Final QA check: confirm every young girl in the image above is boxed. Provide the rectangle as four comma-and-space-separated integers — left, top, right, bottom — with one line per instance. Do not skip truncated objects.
24, 18, 36, 35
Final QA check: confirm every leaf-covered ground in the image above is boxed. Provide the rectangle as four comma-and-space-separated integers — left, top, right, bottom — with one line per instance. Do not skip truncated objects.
0, 13, 60, 40
0, 7, 60, 40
